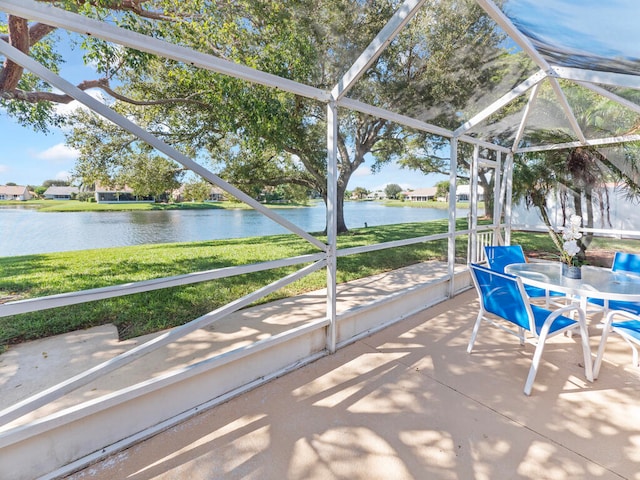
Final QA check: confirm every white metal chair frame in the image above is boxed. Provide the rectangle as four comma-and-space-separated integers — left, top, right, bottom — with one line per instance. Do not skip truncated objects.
588, 251, 640, 317
468, 263, 594, 396
483, 245, 568, 308
593, 309, 640, 379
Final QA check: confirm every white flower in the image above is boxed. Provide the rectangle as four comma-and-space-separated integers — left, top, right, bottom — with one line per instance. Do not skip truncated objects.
563, 239, 580, 257
570, 215, 582, 227
562, 214, 582, 241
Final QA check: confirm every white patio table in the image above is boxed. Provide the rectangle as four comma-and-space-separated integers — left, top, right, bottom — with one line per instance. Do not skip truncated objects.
504, 262, 640, 314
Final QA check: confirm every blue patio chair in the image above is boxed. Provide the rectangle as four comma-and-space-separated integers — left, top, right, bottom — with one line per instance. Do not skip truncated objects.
593, 309, 640, 379
484, 245, 566, 306
588, 252, 640, 315
468, 263, 593, 396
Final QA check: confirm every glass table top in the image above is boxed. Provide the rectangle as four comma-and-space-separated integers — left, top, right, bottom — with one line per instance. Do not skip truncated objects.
504, 262, 640, 301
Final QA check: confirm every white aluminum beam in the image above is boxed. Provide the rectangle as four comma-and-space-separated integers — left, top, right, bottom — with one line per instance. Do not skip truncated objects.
516, 134, 640, 153
458, 135, 510, 154
548, 76, 587, 143
504, 152, 514, 245
511, 82, 541, 153
453, 70, 547, 137
0, 39, 327, 252
339, 97, 511, 153
326, 101, 338, 353
496, 151, 508, 223
338, 97, 454, 138
492, 151, 502, 225
577, 81, 640, 116
469, 144, 480, 263
0, 0, 330, 102
447, 138, 458, 298
551, 66, 640, 91
331, 0, 427, 100
478, 158, 498, 167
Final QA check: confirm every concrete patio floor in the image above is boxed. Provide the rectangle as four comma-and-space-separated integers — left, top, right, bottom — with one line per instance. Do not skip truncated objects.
62, 288, 640, 480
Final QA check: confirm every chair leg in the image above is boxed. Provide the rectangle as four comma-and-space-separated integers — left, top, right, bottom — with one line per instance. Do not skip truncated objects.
620, 336, 640, 367
524, 340, 546, 396
467, 309, 484, 353
576, 317, 594, 383
593, 322, 612, 380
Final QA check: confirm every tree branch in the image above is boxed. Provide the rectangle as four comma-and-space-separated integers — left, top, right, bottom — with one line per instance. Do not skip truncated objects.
101, 83, 211, 108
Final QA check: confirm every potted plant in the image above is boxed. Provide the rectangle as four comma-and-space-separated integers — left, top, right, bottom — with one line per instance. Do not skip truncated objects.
549, 214, 584, 279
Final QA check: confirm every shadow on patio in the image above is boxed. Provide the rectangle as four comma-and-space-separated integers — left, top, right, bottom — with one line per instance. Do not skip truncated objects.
67, 289, 640, 480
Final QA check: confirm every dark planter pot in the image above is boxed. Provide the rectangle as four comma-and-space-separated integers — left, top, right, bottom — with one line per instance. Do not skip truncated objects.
562, 263, 582, 279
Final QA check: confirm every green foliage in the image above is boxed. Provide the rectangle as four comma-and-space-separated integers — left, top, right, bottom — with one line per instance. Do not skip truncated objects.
351, 187, 369, 199
181, 179, 212, 202
512, 80, 640, 248
121, 154, 184, 201
435, 180, 449, 199
384, 183, 403, 199
5, 0, 506, 234
42, 179, 70, 187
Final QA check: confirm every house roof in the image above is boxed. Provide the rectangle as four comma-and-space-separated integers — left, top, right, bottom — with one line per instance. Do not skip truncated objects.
43, 186, 80, 195
0, 185, 28, 195
405, 187, 438, 197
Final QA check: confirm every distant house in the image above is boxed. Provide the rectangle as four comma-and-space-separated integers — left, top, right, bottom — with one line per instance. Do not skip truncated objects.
366, 190, 386, 200
456, 185, 484, 202
94, 184, 153, 203
208, 186, 225, 201
404, 187, 438, 202
0, 185, 32, 201
401, 185, 484, 202
43, 185, 80, 200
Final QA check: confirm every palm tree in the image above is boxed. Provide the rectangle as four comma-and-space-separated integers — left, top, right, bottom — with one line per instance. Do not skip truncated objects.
513, 81, 640, 260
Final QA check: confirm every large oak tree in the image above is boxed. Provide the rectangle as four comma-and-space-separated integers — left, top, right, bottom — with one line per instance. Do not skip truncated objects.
2, 0, 505, 232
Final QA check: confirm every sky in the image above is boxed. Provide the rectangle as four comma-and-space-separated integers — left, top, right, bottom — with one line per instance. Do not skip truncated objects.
0, 114, 445, 191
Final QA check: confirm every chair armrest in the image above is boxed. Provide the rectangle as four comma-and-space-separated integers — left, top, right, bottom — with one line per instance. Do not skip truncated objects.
545, 304, 585, 323
603, 309, 640, 327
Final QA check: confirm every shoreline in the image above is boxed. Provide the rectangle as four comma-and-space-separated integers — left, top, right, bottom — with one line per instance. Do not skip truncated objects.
0, 198, 474, 213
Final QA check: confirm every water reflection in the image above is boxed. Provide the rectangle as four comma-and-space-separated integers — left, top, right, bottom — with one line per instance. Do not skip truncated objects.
0, 202, 468, 257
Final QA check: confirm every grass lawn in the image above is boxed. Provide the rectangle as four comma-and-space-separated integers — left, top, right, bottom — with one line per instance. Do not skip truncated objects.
4, 199, 314, 212
1, 219, 638, 352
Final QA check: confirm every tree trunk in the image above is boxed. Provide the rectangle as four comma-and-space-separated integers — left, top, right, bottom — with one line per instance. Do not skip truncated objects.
478, 175, 493, 220
336, 194, 348, 234
321, 186, 348, 234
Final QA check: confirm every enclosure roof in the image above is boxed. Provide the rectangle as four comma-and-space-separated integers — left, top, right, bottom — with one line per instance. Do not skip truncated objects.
498, 0, 640, 153
342, 0, 640, 154
503, 0, 640, 77
448, 0, 640, 153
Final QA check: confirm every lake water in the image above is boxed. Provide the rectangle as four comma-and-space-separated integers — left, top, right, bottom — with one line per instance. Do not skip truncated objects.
0, 202, 469, 257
